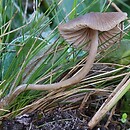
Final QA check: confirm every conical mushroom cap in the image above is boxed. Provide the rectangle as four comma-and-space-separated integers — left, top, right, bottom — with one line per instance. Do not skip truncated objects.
58, 12, 127, 51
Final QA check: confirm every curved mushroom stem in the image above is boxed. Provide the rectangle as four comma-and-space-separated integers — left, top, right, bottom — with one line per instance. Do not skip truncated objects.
0, 30, 98, 108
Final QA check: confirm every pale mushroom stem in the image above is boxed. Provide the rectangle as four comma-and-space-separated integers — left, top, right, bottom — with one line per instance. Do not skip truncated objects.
0, 30, 98, 108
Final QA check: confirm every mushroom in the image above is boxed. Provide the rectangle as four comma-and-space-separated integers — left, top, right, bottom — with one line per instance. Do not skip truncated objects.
58, 12, 127, 83
0, 12, 127, 109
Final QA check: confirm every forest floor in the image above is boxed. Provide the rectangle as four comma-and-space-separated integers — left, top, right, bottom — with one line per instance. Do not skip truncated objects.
1, 107, 130, 130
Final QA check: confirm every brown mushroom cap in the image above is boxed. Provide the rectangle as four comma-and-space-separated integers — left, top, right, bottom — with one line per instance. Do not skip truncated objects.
58, 12, 127, 50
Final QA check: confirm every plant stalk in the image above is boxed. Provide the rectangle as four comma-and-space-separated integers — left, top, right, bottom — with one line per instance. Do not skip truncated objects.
88, 75, 130, 129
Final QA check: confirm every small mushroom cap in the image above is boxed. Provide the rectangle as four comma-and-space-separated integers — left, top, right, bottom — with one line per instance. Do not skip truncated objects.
58, 12, 127, 50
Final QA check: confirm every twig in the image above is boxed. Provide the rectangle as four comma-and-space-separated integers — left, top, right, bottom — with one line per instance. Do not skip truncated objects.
88, 74, 130, 129
108, 0, 130, 23
108, 0, 122, 12
104, 105, 116, 128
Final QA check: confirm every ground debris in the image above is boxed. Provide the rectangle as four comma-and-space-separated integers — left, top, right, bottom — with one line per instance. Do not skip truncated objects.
1, 108, 129, 130
1, 109, 88, 130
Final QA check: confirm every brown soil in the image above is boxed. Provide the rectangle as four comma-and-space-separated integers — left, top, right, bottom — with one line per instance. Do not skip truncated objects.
1, 108, 129, 130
